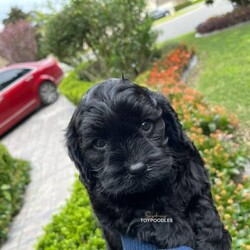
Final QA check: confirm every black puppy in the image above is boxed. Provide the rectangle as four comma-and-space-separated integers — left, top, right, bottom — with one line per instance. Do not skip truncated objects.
66, 78, 231, 250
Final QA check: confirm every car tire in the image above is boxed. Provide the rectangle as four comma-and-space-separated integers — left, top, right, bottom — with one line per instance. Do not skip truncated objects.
39, 81, 59, 105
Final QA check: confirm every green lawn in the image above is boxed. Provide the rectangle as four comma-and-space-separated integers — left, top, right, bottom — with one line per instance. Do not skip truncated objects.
159, 22, 250, 127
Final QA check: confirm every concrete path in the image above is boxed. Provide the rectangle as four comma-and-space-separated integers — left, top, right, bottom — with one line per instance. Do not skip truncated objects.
155, 0, 233, 43
1, 96, 76, 250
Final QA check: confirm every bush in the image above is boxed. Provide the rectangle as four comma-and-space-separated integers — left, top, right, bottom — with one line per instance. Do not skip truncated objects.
0, 144, 30, 246
36, 46, 250, 249
74, 61, 104, 82
59, 72, 96, 105
36, 178, 105, 250
196, 6, 250, 34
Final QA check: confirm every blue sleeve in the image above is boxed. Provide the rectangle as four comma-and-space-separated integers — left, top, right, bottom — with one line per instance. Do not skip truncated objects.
121, 236, 193, 250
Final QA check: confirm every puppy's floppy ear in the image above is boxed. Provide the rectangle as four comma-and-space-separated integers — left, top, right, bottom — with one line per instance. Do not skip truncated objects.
152, 92, 194, 152
66, 106, 92, 190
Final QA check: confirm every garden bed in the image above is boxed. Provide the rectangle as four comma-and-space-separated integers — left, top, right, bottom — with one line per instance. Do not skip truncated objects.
36, 45, 250, 250
159, 22, 250, 126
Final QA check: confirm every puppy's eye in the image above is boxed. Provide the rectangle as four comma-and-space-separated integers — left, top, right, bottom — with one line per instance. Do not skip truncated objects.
141, 120, 153, 132
94, 139, 106, 149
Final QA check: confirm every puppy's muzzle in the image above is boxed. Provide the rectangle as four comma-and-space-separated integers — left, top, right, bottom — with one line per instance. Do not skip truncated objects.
128, 162, 147, 175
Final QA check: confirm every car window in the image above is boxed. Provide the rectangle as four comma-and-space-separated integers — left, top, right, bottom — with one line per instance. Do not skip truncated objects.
0, 68, 31, 91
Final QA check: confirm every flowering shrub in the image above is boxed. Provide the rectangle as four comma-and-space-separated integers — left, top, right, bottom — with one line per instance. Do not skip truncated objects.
196, 6, 250, 34
149, 45, 194, 83
36, 45, 250, 249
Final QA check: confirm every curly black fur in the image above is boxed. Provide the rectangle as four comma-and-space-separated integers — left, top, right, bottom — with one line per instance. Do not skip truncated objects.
66, 78, 231, 250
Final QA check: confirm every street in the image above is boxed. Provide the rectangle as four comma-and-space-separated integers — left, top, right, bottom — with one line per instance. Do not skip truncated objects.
154, 0, 233, 43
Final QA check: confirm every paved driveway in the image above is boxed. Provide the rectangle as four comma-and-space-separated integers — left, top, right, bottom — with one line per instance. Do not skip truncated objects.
1, 96, 76, 250
155, 0, 233, 43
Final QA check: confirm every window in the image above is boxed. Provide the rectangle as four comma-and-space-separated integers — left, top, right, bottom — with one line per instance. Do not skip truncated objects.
0, 68, 31, 91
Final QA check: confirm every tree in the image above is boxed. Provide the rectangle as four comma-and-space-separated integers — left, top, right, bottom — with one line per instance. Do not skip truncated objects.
42, 0, 157, 79
205, 0, 250, 6
40, 5, 85, 60
0, 20, 38, 63
3, 7, 29, 25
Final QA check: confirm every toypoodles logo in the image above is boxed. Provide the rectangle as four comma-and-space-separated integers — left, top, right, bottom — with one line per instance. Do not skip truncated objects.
140, 211, 173, 223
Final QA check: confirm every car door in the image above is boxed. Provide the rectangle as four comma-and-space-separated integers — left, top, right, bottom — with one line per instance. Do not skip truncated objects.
0, 90, 9, 135
0, 68, 35, 135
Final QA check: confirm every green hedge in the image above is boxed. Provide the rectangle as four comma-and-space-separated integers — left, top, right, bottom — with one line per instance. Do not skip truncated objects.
196, 6, 250, 34
59, 71, 96, 105
36, 178, 105, 250
0, 144, 30, 245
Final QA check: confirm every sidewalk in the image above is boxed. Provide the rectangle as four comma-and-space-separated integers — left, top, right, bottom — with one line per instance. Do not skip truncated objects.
1, 95, 76, 250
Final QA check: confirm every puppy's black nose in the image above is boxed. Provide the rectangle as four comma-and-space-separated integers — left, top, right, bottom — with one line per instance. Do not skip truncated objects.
128, 162, 147, 175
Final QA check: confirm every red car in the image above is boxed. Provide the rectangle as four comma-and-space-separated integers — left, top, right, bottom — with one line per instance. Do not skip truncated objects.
0, 57, 63, 136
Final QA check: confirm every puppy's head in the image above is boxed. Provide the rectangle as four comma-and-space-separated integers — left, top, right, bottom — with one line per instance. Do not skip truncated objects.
66, 78, 192, 195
